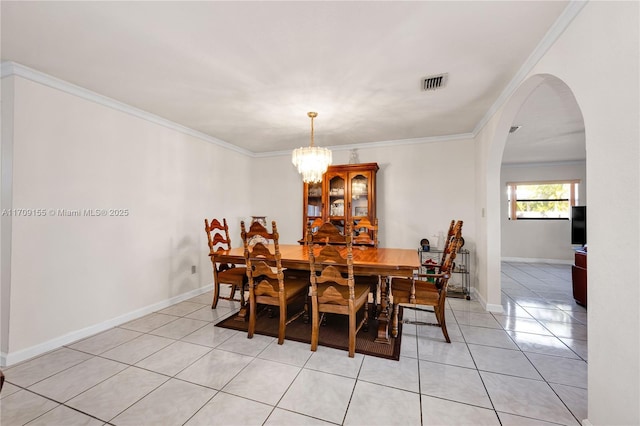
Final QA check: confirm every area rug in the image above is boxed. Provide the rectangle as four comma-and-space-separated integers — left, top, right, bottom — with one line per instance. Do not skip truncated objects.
215, 301, 402, 360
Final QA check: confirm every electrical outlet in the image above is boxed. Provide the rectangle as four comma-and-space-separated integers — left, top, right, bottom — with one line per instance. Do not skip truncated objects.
191, 265, 196, 274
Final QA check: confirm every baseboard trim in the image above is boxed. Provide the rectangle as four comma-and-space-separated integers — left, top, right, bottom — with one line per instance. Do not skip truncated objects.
502, 257, 573, 265
470, 288, 504, 313
1, 284, 213, 367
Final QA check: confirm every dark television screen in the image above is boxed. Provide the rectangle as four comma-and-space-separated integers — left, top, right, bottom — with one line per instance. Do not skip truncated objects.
571, 206, 587, 246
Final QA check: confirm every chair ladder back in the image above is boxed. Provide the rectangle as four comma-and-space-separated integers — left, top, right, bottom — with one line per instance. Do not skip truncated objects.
308, 225, 355, 300
353, 217, 378, 247
241, 220, 285, 293
308, 221, 347, 245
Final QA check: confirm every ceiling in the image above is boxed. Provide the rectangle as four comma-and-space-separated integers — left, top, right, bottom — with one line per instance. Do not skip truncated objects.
1, 1, 584, 162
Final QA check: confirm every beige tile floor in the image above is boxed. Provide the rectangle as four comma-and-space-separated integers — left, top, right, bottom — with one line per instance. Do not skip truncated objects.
1, 262, 587, 425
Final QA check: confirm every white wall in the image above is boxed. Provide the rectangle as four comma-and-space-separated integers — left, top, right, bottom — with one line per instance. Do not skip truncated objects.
1, 75, 252, 363
1, 70, 478, 365
253, 138, 477, 253
250, 140, 478, 300
476, 2, 639, 424
501, 162, 586, 262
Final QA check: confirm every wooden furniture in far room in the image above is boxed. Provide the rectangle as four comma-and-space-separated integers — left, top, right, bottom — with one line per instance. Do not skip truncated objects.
390, 221, 464, 343
572, 248, 587, 307
241, 220, 309, 345
302, 162, 378, 239
307, 224, 370, 357
205, 218, 247, 310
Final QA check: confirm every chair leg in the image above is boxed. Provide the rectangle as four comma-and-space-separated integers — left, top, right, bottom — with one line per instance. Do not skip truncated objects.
211, 278, 220, 309
277, 303, 286, 345
363, 301, 369, 332
348, 309, 356, 358
435, 305, 451, 343
248, 295, 256, 339
392, 304, 401, 338
311, 299, 319, 352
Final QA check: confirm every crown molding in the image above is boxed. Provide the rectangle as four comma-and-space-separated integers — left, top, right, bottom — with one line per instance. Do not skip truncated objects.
255, 132, 475, 158
0, 61, 253, 157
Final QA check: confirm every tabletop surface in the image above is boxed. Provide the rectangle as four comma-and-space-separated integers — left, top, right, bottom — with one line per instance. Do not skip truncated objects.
216, 244, 420, 274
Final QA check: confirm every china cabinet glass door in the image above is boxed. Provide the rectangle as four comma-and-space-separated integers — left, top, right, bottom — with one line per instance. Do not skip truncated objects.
328, 175, 346, 233
350, 173, 370, 218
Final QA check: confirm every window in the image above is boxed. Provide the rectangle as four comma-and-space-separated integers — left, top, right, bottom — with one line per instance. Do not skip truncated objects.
507, 180, 579, 220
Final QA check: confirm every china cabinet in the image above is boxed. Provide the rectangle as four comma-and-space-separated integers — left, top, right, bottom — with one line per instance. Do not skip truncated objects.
302, 163, 379, 239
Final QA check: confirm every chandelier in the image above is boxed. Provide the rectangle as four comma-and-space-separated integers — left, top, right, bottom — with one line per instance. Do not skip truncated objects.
291, 112, 332, 183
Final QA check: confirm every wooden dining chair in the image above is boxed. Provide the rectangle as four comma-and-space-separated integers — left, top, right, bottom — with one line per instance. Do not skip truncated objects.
390, 220, 464, 342
241, 220, 308, 344
353, 217, 378, 247
307, 221, 348, 245
205, 218, 247, 309
307, 224, 370, 357
432, 219, 456, 272
306, 220, 379, 316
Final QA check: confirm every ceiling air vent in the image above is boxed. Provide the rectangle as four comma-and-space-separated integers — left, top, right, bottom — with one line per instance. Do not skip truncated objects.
422, 73, 448, 91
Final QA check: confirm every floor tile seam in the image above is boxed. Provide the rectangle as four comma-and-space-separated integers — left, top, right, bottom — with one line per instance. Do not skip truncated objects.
91, 373, 173, 424
413, 332, 426, 426
255, 352, 313, 369
178, 389, 219, 426
159, 344, 216, 379
18, 350, 132, 393
502, 266, 539, 283
269, 363, 340, 423
271, 406, 342, 425
503, 327, 569, 340
66, 328, 145, 357
519, 350, 588, 411
520, 348, 587, 363
4, 348, 93, 388
11, 386, 110, 425
301, 357, 364, 381
457, 336, 500, 415
474, 365, 545, 382
355, 376, 421, 396
146, 318, 212, 340
163, 320, 216, 342
494, 409, 569, 426
18, 367, 163, 425
117, 313, 184, 334
539, 372, 586, 425
93, 335, 184, 368
466, 342, 524, 353
418, 392, 498, 413
537, 317, 587, 328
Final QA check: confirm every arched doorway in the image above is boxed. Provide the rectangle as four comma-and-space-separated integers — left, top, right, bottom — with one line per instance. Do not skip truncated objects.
484, 74, 585, 307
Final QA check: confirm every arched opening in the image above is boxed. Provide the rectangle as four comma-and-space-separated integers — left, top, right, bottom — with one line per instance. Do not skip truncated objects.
501, 76, 586, 261
484, 74, 588, 421
485, 74, 585, 306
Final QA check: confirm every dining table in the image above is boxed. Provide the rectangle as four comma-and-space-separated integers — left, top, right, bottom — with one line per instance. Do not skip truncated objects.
214, 244, 420, 344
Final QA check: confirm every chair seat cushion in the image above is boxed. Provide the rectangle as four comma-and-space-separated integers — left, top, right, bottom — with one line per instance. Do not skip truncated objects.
391, 277, 440, 304
317, 282, 370, 307
218, 267, 247, 285
284, 277, 311, 298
